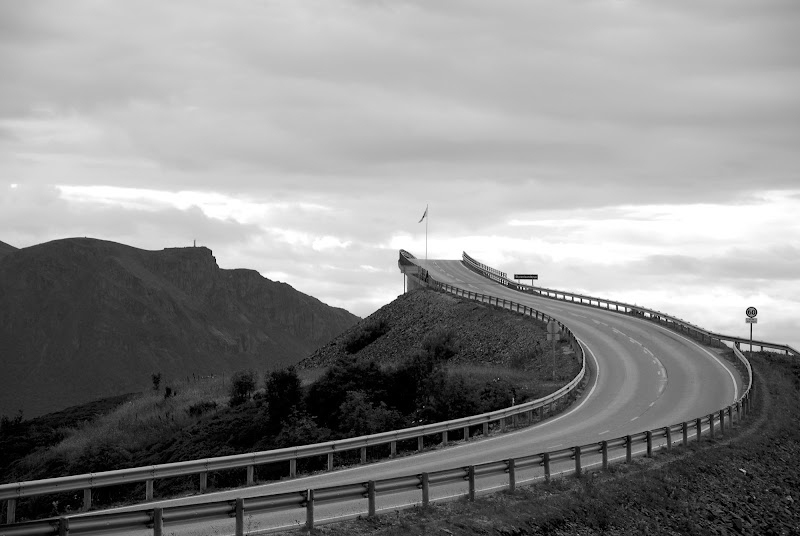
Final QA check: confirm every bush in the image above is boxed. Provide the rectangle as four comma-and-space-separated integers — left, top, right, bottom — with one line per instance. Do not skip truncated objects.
342, 319, 390, 354
264, 367, 303, 431
229, 370, 257, 406
186, 400, 218, 417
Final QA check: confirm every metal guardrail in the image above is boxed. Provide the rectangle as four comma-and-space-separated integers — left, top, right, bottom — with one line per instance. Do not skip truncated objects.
0, 252, 759, 535
461, 252, 798, 357
0, 267, 587, 526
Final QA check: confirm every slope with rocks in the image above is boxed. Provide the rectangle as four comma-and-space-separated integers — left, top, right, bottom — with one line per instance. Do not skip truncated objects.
0, 237, 359, 418
301, 288, 576, 381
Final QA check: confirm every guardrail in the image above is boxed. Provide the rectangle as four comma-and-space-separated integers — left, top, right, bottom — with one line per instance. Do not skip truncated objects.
461, 252, 798, 356
0, 267, 586, 526
0, 343, 753, 536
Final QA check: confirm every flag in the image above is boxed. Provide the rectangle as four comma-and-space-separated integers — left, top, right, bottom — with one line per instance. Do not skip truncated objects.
418, 206, 428, 223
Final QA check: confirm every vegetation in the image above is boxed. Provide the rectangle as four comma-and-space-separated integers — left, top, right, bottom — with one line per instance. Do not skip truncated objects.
342, 318, 390, 354
1, 323, 556, 521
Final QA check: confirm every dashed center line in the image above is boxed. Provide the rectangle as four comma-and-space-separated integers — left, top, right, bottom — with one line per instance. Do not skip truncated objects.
599, 430, 610, 435
630, 416, 639, 422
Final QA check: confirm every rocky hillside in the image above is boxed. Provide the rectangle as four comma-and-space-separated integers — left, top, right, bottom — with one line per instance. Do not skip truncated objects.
301, 289, 575, 378
0, 238, 359, 417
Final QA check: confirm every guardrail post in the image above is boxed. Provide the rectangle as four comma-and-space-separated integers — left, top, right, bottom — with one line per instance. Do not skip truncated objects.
463, 426, 470, 441
154, 507, 163, 536
390, 441, 397, 457
58, 517, 69, 536
601, 441, 608, 470
442, 430, 448, 445
7, 498, 16, 524
696, 418, 702, 442
235, 498, 244, 536
421, 473, 430, 506
665, 427, 672, 450
483, 422, 489, 436
368, 481, 376, 517
508, 459, 516, 492
626, 435, 632, 463
327, 452, 334, 470
146, 479, 154, 501
543, 453, 551, 482
82, 488, 91, 512
246, 465, 255, 486
682, 422, 688, 446
361, 446, 367, 463
574, 446, 582, 477
719, 409, 725, 436
735, 402, 741, 424
305, 489, 314, 530
417, 436, 423, 451
290, 459, 297, 478
468, 466, 476, 501
200, 472, 208, 493
646, 431, 653, 457
709, 414, 715, 439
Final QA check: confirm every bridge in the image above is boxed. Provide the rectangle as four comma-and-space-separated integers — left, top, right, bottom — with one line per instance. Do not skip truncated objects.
2, 251, 793, 535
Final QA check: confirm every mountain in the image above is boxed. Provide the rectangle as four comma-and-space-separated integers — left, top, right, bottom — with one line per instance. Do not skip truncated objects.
0, 239, 17, 260
0, 238, 359, 418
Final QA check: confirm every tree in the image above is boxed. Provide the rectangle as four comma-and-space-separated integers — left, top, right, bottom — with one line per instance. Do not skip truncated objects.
229, 369, 257, 406
264, 367, 303, 431
151, 372, 162, 391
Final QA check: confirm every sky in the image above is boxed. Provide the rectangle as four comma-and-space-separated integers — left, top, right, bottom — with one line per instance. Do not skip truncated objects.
1, 0, 798, 351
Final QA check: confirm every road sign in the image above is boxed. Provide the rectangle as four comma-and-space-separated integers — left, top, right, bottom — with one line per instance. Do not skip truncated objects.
746, 318, 758, 324
515, 274, 538, 280
746, 307, 758, 318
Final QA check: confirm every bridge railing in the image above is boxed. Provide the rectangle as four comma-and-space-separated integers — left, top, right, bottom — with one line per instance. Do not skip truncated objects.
1, 264, 586, 526
461, 252, 797, 356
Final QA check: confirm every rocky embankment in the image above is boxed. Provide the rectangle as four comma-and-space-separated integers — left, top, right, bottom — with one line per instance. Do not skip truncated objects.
301, 289, 577, 380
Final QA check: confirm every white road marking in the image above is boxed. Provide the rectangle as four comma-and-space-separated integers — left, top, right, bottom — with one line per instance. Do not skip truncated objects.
570, 312, 588, 319
629, 337, 641, 346
612, 327, 626, 337
643, 348, 653, 357
649, 402, 655, 407
646, 323, 739, 403
631, 416, 639, 421
549, 444, 563, 449
599, 430, 610, 435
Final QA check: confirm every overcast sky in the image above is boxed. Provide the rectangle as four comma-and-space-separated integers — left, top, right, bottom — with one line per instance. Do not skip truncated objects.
1, 0, 798, 350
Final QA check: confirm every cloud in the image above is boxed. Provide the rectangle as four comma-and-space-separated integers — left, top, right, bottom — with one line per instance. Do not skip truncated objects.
0, 1, 798, 345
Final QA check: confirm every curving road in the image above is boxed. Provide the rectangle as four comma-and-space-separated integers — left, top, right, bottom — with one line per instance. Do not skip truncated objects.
76, 257, 743, 534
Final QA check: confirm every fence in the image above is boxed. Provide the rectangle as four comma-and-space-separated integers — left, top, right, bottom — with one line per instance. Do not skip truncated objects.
0, 268, 586, 527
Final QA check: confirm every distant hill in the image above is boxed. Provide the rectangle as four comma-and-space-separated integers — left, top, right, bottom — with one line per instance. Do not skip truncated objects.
0, 238, 359, 417
0, 239, 17, 260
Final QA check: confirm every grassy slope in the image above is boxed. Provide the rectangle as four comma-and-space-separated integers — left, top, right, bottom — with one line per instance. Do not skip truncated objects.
311, 351, 800, 536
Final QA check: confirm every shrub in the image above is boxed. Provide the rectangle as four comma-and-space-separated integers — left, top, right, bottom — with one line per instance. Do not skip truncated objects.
264, 367, 303, 431
151, 372, 162, 391
229, 370, 257, 406
186, 400, 218, 417
342, 319, 390, 354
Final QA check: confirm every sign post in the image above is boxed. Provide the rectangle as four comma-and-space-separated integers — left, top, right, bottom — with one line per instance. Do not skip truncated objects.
745, 307, 758, 353
546, 320, 559, 380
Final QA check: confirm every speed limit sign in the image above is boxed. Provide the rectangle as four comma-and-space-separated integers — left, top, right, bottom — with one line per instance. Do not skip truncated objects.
746, 307, 758, 318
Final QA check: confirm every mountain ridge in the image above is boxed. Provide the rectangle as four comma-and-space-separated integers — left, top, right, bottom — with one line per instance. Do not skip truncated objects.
0, 237, 359, 417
